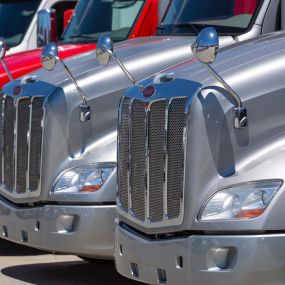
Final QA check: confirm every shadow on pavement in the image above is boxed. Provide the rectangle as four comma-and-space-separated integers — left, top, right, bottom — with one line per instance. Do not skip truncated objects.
1, 261, 143, 285
0, 238, 48, 256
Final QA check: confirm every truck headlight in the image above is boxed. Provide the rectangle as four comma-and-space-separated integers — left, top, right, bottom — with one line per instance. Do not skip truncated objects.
53, 163, 116, 193
199, 180, 282, 221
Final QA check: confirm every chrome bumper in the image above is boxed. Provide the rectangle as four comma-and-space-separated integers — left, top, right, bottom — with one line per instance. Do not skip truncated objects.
115, 224, 285, 285
0, 197, 116, 258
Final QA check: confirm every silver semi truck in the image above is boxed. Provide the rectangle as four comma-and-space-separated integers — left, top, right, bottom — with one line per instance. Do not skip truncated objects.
0, 0, 283, 259
114, 28, 285, 284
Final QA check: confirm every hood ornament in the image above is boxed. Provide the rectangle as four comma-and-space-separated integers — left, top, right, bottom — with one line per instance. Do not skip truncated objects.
143, 85, 156, 98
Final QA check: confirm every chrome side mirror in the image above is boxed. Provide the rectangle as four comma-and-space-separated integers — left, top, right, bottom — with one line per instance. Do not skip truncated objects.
191, 27, 247, 129
96, 33, 113, 66
0, 38, 13, 81
37, 9, 57, 47
41, 42, 58, 71
96, 33, 143, 89
41, 43, 91, 122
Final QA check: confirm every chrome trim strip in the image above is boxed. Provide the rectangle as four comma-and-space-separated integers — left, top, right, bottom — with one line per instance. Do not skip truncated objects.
14, 99, 19, 193
1, 95, 5, 184
38, 100, 46, 193
26, 97, 33, 191
117, 96, 123, 209
128, 98, 134, 214
145, 103, 150, 222
163, 99, 170, 219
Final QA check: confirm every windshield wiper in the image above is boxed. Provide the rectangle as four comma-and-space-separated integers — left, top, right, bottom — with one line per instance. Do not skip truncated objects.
69, 33, 95, 39
174, 22, 204, 35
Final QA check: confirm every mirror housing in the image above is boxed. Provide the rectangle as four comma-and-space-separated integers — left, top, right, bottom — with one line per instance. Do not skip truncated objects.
191, 27, 247, 129
191, 27, 218, 64
96, 33, 113, 66
37, 8, 57, 47
41, 42, 58, 71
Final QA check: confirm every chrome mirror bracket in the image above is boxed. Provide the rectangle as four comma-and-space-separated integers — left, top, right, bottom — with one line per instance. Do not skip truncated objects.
234, 107, 247, 129
0, 37, 13, 81
191, 27, 247, 129
96, 33, 143, 90
41, 42, 91, 122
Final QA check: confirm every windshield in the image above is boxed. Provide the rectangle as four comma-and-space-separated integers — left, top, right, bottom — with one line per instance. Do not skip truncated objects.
61, 0, 145, 43
159, 0, 263, 35
0, 0, 40, 48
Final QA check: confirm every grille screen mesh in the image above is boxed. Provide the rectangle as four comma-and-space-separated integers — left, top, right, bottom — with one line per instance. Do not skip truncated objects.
118, 96, 187, 225
0, 94, 44, 196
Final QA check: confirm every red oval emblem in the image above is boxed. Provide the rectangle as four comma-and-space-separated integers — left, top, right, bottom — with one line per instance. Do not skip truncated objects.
143, 85, 156, 98
13, 85, 22, 96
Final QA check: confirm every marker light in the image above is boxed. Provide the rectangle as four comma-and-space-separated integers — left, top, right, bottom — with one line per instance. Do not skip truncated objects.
199, 180, 282, 221
53, 163, 116, 194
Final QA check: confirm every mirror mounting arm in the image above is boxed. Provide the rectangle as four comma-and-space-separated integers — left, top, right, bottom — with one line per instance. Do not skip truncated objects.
1, 59, 13, 81
205, 64, 247, 129
57, 57, 91, 122
106, 50, 144, 90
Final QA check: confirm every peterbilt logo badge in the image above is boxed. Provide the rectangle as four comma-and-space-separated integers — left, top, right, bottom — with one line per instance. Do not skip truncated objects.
13, 85, 22, 96
143, 85, 156, 98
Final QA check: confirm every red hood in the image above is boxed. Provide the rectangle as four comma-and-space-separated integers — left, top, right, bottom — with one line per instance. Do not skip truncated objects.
0, 43, 96, 88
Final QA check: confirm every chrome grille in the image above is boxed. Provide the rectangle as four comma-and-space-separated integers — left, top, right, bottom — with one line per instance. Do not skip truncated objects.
0, 92, 45, 197
118, 96, 188, 226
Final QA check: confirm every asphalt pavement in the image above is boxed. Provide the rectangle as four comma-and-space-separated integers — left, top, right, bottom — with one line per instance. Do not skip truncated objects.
0, 239, 142, 285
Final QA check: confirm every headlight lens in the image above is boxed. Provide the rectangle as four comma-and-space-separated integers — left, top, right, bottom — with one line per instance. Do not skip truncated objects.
199, 180, 282, 221
53, 163, 116, 193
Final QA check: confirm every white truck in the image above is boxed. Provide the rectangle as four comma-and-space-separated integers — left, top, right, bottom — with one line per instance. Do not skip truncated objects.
1, 0, 77, 55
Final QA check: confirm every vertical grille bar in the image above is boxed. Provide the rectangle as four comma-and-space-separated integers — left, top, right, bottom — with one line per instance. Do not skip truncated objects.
118, 97, 129, 210
148, 100, 166, 222
128, 98, 133, 211
0, 92, 4, 184
16, 98, 31, 193
29, 97, 44, 192
167, 98, 187, 219
3, 97, 15, 192
130, 99, 146, 221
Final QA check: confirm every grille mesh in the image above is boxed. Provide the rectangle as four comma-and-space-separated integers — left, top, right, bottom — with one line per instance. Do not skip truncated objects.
167, 98, 187, 218
29, 97, 44, 192
3, 97, 15, 192
118, 96, 188, 225
148, 101, 166, 222
0, 95, 44, 196
130, 100, 146, 221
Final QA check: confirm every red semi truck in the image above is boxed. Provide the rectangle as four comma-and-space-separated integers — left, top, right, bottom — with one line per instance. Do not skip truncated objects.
0, 0, 161, 87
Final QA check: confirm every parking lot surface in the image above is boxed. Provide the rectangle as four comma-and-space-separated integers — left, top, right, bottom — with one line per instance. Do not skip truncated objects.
0, 239, 142, 285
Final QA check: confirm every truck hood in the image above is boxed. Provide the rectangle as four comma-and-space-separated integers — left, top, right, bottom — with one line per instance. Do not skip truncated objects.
157, 32, 285, 92
0, 43, 96, 88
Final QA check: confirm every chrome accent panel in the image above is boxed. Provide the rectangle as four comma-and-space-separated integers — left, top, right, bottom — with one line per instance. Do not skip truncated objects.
118, 97, 130, 210
0, 92, 45, 199
118, 94, 189, 228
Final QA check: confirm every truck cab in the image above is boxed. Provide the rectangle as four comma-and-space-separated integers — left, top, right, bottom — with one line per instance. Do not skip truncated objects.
114, 27, 285, 285
1, 0, 77, 55
0, 0, 161, 87
0, 0, 283, 260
